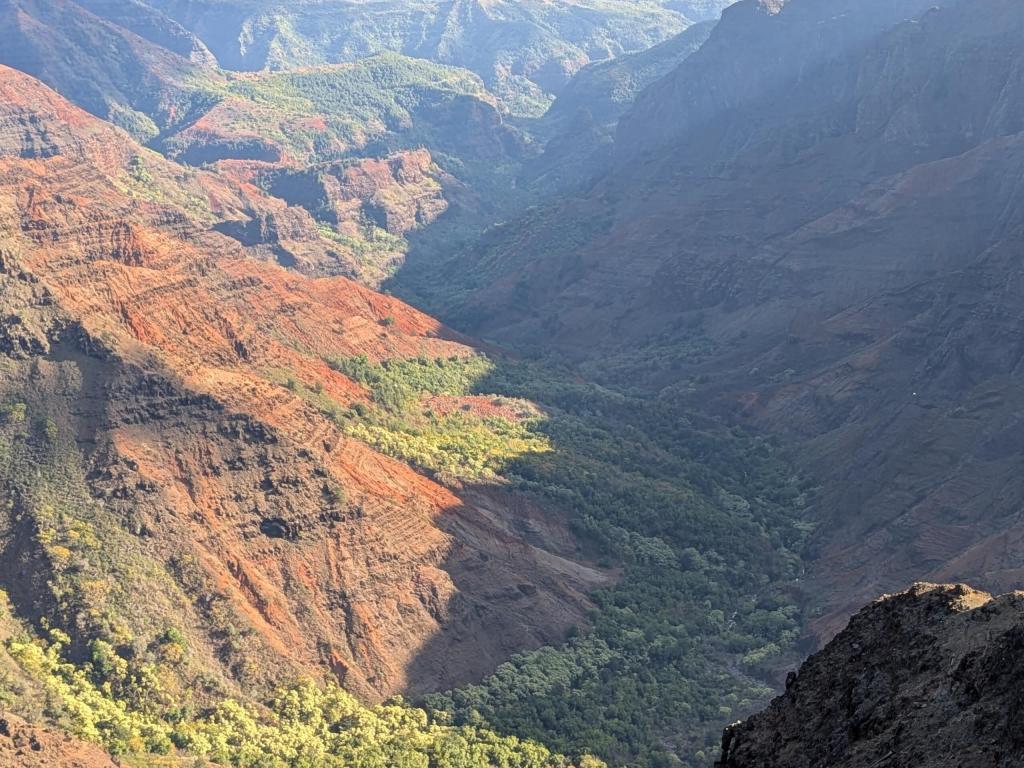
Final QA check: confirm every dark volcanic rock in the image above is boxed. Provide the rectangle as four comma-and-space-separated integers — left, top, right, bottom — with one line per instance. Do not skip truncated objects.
717, 583, 1024, 768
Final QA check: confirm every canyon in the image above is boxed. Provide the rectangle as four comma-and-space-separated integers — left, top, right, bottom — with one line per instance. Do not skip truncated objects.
1, 0, 1023, 765
405, 0, 1024, 646
0, 63, 604, 702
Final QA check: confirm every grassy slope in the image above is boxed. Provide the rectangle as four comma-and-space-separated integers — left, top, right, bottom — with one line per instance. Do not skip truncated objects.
165, 53, 499, 162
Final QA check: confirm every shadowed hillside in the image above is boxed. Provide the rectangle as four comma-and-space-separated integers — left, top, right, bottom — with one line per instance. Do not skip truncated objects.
0, 60, 810, 767
393, 0, 1024, 650
718, 584, 1024, 768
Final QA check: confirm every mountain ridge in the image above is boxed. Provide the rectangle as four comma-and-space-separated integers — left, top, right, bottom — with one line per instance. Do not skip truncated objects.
390, 0, 1024, 661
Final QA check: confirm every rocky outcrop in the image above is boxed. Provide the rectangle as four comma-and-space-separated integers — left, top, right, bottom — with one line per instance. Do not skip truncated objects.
0, 713, 119, 768
717, 584, 1024, 768
270, 150, 449, 237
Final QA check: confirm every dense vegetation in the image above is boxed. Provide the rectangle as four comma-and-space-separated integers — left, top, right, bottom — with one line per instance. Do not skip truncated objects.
6, 629, 592, 768
190, 53, 497, 162
0, 390, 597, 767
2, 4, 808, 765
283, 353, 810, 766
422, 363, 809, 766
266, 354, 545, 481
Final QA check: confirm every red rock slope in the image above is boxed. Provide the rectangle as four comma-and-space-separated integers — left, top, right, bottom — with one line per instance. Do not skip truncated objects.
0, 64, 603, 702
0, 713, 119, 768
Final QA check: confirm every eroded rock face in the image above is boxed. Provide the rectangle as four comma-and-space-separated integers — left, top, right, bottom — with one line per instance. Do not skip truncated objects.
717, 583, 1024, 768
0, 0, 530, 286
0, 713, 119, 768
269, 150, 450, 238
0, 64, 604, 702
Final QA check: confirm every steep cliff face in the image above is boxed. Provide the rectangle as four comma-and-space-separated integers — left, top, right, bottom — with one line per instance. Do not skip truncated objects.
616, 0, 944, 162
735, 132, 1024, 639
436, 0, 1023, 347
0, 0, 534, 285
523, 20, 715, 193
0, 65, 603, 705
717, 584, 1024, 768
402, 0, 1024, 646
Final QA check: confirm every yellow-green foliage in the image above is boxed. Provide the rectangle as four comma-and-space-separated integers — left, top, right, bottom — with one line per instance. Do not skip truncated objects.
317, 224, 409, 273
0, 395, 217, 678
325, 354, 550, 481
330, 353, 493, 403
1, 401, 27, 424
344, 412, 549, 481
171, 53, 493, 162
269, 355, 550, 482
116, 152, 215, 223
7, 632, 593, 768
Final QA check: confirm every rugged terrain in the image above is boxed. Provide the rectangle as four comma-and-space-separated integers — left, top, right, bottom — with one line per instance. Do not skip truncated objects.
123, 0, 715, 114
0, 713, 118, 768
0, 49, 811, 767
521, 19, 715, 193
9, 0, 1024, 765
399, 0, 1024, 645
0, 0, 530, 281
0, 63, 603, 704
1, 0, 735, 290
717, 583, 1024, 768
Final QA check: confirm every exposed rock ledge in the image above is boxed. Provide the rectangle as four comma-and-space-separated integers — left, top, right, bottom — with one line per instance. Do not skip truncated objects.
718, 583, 1024, 768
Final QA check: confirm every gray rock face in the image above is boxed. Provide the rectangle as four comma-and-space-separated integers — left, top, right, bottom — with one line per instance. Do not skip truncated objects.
525, 20, 716, 193
448, 0, 1024, 348
717, 584, 1024, 768
616, 0, 947, 162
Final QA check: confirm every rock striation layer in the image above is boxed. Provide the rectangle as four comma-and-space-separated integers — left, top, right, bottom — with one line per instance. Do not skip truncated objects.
0, 64, 603, 703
